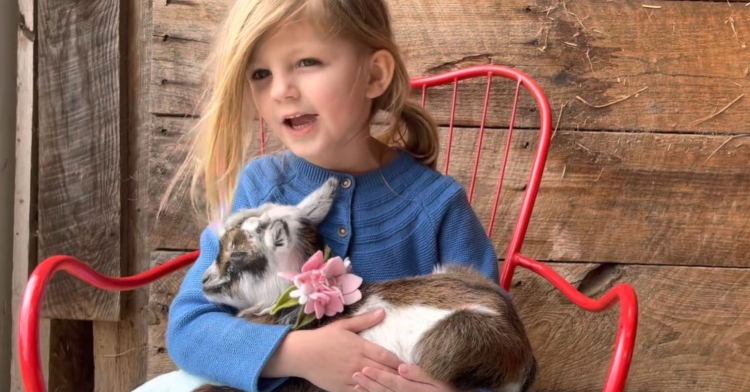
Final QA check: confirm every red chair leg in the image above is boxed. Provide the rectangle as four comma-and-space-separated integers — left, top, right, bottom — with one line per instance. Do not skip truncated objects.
513, 254, 638, 392
18, 251, 200, 392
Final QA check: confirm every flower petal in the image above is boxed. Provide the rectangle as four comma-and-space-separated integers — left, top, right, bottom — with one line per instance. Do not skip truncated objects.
326, 296, 344, 316
342, 289, 362, 305
304, 299, 315, 314
314, 300, 325, 319
301, 251, 325, 273
322, 256, 346, 278
339, 274, 363, 294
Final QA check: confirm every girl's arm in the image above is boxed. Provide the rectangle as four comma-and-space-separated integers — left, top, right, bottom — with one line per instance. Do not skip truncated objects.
165, 164, 294, 392
166, 227, 296, 391
434, 185, 500, 284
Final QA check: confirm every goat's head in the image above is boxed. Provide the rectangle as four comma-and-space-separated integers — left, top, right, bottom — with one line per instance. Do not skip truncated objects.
201, 177, 339, 314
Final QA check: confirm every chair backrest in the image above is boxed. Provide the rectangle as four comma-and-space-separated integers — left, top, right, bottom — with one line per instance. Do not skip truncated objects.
408, 66, 552, 291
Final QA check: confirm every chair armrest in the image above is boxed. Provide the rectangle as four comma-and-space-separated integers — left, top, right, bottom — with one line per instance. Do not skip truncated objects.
18, 251, 200, 392
512, 254, 638, 392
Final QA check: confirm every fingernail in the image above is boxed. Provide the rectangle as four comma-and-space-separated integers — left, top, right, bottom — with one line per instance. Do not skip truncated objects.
374, 308, 385, 316
398, 364, 408, 375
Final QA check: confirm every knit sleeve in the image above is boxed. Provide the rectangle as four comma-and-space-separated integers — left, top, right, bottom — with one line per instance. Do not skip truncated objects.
434, 185, 500, 284
165, 162, 291, 392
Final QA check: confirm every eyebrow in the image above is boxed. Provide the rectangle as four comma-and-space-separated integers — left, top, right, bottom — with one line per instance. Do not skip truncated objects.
249, 40, 326, 67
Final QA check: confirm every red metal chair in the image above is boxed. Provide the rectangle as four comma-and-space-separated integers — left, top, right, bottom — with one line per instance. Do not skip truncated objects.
18, 65, 638, 392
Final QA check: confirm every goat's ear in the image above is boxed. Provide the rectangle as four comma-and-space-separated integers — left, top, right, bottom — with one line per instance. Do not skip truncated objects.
297, 177, 338, 224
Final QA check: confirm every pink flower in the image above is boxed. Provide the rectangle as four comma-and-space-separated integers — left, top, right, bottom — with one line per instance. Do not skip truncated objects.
279, 250, 363, 319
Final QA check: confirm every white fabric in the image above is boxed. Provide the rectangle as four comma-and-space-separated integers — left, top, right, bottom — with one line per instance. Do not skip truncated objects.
132, 370, 221, 392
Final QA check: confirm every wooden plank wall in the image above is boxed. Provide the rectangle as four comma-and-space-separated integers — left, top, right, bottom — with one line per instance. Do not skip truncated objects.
26, 0, 750, 391
88, 0, 154, 390
37, 0, 123, 322
34, 0, 123, 391
141, 1, 750, 391
27, 0, 147, 391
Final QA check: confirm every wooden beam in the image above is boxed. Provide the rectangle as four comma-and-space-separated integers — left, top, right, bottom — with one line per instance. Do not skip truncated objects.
92, 0, 154, 390
11, 0, 50, 390
149, 0, 750, 133
143, 250, 750, 391
1, 1, 19, 391
146, 116, 750, 267
36, 0, 122, 320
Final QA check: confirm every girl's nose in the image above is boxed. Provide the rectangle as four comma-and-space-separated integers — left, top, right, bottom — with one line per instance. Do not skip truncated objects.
270, 74, 299, 101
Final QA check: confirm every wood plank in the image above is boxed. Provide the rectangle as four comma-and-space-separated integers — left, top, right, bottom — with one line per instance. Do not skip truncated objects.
143, 251, 750, 391
149, 0, 750, 133
11, 0, 51, 390
92, 0, 154, 391
147, 116, 750, 267
37, 0, 122, 320
1, 1, 19, 391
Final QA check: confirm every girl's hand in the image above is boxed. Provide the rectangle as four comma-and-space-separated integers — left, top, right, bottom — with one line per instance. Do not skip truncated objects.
295, 309, 403, 392
353, 364, 457, 392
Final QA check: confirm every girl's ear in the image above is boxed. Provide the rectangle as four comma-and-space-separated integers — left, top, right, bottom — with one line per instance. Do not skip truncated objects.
365, 49, 396, 100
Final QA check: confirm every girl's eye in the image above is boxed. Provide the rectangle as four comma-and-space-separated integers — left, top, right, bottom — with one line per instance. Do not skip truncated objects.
251, 69, 270, 80
297, 58, 320, 68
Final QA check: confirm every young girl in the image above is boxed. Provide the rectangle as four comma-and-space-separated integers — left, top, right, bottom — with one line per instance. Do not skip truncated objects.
141, 0, 501, 391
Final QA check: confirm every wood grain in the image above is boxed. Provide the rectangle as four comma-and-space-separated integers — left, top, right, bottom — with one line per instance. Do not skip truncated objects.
143, 251, 750, 391
149, 0, 750, 133
37, 0, 122, 320
92, 0, 154, 391
11, 0, 50, 390
147, 116, 750, 267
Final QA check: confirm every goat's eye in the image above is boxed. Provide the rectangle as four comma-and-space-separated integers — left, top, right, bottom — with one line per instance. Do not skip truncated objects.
267, 220, 289, 248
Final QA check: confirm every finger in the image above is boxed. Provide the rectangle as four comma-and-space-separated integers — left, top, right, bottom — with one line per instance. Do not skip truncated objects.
353, 371, 394, 392
335, 309, 385, 333
397, 364, 432, 383
363, 342, 403, 370
398, 364, 444, 390
362, 358, 399, 375
362, 367, 429, 392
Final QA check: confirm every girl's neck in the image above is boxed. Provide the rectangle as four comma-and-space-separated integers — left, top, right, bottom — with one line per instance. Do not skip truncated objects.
305, 137, 398, 175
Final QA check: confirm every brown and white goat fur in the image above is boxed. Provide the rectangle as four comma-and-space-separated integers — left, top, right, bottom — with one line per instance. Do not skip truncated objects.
196, 178, 537, 392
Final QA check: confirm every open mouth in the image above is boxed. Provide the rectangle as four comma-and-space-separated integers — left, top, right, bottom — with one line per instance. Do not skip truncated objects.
283, 113, 318, 131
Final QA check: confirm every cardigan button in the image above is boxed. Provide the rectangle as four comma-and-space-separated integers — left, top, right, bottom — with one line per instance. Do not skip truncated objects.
338, 226, 348, 237
341, 178, 352, 189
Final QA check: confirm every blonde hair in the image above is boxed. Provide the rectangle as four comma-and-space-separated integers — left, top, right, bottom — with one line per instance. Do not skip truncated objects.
161, 0, 439, 224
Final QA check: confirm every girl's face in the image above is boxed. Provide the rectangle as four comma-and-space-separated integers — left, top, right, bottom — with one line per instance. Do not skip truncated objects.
247, 21, 378, 169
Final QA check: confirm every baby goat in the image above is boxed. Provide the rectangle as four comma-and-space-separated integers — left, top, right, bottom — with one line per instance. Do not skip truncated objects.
196, 178, 537, 392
